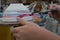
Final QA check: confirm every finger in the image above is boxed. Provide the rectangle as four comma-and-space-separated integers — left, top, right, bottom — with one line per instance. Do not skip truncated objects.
17, 17, 32, 25
15, 38, 21, 40
12, 27, 22, 39
12, 28, 19, 33
12, 27, 25, 40
13, 33, 21, 40
13, 33, 20, 38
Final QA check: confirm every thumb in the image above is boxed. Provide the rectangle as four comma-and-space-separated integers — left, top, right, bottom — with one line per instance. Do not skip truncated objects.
17, 17, 32, 25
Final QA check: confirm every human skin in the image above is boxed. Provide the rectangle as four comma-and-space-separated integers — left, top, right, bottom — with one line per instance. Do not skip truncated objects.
12, 17, 60, 40
49, 4, 60, 10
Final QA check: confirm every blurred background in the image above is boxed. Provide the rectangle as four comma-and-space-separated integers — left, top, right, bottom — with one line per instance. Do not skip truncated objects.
0, 0, 60, 40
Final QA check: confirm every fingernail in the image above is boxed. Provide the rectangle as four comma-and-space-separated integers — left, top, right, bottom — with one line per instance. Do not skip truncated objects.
12, 28, 18, 33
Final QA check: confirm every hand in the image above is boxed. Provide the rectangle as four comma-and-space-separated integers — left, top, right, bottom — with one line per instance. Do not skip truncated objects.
12, 17, 60, 40
49, 4, 60, 10
12, 17, 42, 40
